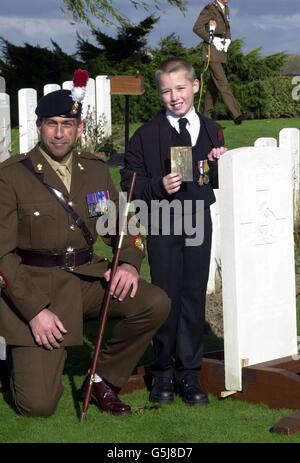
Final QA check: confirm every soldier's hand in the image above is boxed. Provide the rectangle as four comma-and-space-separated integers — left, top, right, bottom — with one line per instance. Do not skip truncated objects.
207, 146, 227, 161
162, 173, 182, 194
29, 308, 67, 350
104, 263, 139, 301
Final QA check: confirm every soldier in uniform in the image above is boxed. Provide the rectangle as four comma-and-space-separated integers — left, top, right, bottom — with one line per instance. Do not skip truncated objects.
0, 80, 170, 417
121, 57, 226, 406
193, 0, 246, 124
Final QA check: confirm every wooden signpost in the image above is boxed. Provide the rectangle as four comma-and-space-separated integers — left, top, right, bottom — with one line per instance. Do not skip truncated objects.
108, 75, 144, 152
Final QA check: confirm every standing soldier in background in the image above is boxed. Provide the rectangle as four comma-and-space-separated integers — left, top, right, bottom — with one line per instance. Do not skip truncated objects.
193, 0, 246, 125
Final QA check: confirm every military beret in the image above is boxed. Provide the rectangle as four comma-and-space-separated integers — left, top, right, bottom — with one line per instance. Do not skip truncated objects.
35, 89, 82, 119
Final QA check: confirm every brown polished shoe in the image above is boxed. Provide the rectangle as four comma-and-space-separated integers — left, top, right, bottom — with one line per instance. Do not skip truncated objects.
83, 378, 131, 416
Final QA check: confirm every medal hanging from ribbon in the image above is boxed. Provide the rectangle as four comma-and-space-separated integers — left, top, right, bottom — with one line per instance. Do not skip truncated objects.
197, 160, 210, 187
86, 190, 110, 217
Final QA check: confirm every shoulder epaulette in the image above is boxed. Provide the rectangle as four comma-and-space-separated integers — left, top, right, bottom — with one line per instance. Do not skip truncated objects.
76, 151, 106, 162
0, 153, 27, 169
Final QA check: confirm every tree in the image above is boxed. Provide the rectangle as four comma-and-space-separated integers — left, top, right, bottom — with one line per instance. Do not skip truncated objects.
61, 0, 186, 27
77, 15, 158, 64
0, 38, 82, 125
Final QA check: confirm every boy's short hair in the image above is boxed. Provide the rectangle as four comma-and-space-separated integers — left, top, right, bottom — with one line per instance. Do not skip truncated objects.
155, 57, 196, 88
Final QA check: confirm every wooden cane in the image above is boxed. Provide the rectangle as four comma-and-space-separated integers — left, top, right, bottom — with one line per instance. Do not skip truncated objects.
80, 172, 137, 423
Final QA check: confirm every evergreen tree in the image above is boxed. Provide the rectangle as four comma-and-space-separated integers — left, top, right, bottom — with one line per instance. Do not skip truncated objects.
77, 15, 158, 65
0, 38, 82, 125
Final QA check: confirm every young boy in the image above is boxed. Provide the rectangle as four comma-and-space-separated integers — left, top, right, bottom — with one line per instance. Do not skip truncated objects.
121, 57, 226, 405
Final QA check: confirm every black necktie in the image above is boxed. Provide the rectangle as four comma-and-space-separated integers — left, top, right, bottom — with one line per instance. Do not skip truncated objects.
178, 118, 192, 146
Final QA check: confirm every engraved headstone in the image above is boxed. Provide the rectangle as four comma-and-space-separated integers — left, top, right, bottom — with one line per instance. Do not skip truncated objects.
18, 89, 38, 153
219, 146, 297, 391
254, 137, 277, 147
279, 128, 300, 222
0, 93, 11, 162
82, 78, 96, 120
62, 81, 72, 91
95, 76, 112, 137
0, 336, 6, 360
207, 190, 221, 294
0, 76, 5, 94
44, 84, 61, 95
81, 78, 97, 148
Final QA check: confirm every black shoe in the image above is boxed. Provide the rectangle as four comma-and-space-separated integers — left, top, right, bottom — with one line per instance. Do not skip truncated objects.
149, 377, 174, 403
234, 113, 248, 125
177, 376, 209, 406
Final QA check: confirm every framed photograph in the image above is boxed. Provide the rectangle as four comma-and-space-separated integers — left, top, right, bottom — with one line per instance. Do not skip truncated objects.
170, 146, 193, 181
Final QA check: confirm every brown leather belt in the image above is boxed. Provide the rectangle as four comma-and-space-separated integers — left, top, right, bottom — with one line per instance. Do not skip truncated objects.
17, 247, 93, 270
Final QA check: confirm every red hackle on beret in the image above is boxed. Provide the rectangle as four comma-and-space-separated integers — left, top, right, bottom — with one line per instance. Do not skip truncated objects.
73, 69, 89, 88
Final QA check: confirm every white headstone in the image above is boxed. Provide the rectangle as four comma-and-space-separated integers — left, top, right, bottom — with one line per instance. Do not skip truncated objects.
279, 128, 300, 222
0, 93, 11, 162
44, 84, 61, 95
18, 89, 38, 153
0, 76, 5, 94
95, 75, 112, 137
82, 78, 96, 120
0, 336, 6, 360
207, 190, 221, 294
62, 81, 72, 91
219, 146, 297, 391
254, 137, 277, 147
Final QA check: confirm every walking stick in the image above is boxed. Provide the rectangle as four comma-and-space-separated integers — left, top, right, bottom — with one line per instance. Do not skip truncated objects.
81, 172, 137, 423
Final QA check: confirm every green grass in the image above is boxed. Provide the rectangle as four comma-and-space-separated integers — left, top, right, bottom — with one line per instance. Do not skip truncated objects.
131, 117, 300, 151
3, 119, 300, 443
11, 128, 19, 155
2, 385, 300, 443
217, 117, 300, 150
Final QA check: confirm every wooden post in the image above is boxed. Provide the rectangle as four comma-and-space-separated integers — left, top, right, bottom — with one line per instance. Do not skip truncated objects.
125, 95, 130, 153
108, 75, 144, 153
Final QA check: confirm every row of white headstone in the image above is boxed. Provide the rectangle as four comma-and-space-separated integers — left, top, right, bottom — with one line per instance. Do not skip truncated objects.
0, 75, 112, 162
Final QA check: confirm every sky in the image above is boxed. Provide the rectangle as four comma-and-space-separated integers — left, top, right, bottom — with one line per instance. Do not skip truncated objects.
0, 0, 300, 57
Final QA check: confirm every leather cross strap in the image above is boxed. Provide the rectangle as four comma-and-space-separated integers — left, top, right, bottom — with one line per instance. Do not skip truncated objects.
21, 157, 94, 246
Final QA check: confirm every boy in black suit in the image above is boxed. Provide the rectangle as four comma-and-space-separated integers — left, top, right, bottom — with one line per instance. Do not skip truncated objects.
121, 57, 226, 405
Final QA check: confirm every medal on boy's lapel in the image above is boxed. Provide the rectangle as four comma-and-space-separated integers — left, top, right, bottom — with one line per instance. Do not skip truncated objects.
203, 174, 210, 185
197, 160, 210, 187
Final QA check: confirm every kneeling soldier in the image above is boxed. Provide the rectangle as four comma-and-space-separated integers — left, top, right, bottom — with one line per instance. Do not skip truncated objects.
0, 70, 170, 417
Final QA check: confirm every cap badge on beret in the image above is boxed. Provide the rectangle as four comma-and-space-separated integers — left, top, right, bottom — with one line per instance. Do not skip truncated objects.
35, 68, 89, 118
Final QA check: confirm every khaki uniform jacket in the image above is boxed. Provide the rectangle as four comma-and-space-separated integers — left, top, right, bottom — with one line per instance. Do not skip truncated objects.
193, 1, 231, 64
0, 146, 144, 347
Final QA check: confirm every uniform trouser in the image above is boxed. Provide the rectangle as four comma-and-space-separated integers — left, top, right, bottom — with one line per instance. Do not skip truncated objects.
204, 61, 241, 120
9, 277, 170, 417
147, 208, 212, 381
